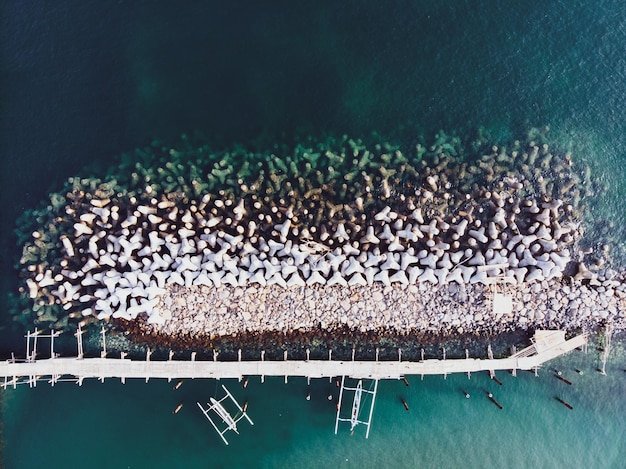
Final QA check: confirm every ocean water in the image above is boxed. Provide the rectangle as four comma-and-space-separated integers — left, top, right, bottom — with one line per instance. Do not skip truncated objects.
1, 1, 626, 468
2, 336, 625, 469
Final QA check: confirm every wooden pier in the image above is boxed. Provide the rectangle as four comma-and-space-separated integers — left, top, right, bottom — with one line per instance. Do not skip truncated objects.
1, 330, 587, 388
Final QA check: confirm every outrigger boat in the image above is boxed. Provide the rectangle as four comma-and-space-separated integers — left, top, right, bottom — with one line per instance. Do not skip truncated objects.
197, 385, 254, 445
209, 397, 238, 433
335, 377, 379, 439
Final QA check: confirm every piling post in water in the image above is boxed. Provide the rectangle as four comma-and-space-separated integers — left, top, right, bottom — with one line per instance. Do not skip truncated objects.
26, 330, 31, 362
33, 328, 39, 362
600, 323, 613, 376
442, 347, 446, 380
145, 349, 152, 383
511, 346, 517, 377
100, 326, 107, 358
50, 329, 55, 359
75, 325, 84, 360
401, 398, 409, 411
487, 391, 502, 410
555, 374, 572, 385
555, 397, 573, 410
487, 344, 495, 379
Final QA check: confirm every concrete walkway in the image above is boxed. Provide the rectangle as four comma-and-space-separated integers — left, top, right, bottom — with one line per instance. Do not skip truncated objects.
1, 330, 586, 387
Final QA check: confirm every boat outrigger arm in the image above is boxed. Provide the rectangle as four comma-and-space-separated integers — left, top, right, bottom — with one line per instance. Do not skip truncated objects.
335, 377, 379, 438
197, 384, 254, 445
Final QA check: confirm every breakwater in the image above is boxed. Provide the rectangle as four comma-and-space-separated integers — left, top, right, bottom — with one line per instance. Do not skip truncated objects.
12, 128, 622, 343
140, 279, 625, 350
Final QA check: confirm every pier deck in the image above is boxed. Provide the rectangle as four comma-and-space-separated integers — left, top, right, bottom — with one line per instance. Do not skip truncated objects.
1, 331, 586, 386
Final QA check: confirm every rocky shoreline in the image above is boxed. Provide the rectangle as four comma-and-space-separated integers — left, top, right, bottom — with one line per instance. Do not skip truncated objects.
136, 272, 626, 350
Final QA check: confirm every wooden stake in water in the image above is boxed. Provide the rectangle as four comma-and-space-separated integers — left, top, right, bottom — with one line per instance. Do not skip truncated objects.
600, 322, 613, 376
75, 324, 84, 360
100, 326, 107, 358
511, 346, 517, 377
442, 348, 447, 380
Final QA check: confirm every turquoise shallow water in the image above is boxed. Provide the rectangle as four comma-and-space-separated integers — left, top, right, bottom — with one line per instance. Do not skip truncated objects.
2, 337, 625, 468
2, 1, 626, 467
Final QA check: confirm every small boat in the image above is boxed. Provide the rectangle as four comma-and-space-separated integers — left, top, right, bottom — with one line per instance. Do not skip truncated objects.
197, 385, 254, 445
350, 381, 363, 431
174, 380, 183, 390
173, 403, 183, 414
335, 378, 379, 439
210, 397, 238, 433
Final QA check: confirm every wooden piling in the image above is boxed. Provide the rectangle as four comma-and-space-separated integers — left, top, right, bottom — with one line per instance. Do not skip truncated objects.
600, 323, 612, 376
555, 397, 573, 410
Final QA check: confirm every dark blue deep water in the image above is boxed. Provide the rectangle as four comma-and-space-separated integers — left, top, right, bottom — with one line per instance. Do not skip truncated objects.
1, 1, 625, 467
